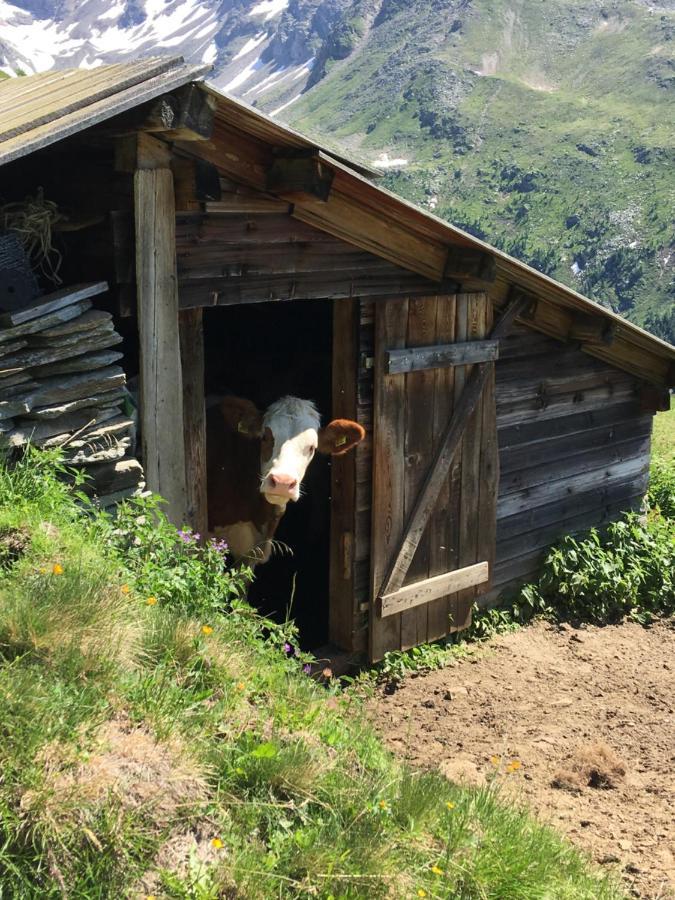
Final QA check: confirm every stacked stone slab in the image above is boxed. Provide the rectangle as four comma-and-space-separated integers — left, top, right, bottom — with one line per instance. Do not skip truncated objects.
0, 282, 145, 509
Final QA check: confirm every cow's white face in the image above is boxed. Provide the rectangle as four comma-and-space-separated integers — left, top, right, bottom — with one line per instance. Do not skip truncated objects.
259, 397, 321, 506
217, 394, 365, 512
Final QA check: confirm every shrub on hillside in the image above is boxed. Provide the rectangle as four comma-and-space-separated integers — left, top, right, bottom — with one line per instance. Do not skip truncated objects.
649, 457, 675, 519
521, 510, 674, 626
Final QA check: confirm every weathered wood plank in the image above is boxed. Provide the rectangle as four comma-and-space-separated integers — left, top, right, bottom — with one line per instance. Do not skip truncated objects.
427, 295, 457, 642
329, 298, 359, 651
370, 298, 408, 662
178, 272, 456, 306
496, 381, 638, 426
386, 339, 499, 375
401, 295, 437, 649
377, 293, 529, 601
500, 435, 651, 496
453, 293, 485, 631
497, 400, 643, 449
476, 300, 498, 597
381, 562, 489, 618
179, 308, 208, 537
292, 191, 448, 283
135, 167, 187, 526
497, 456, 649, 519
497, 475, 650, 540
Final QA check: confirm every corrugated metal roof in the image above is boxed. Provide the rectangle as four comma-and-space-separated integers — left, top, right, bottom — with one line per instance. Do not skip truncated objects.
0, 57, 208, 166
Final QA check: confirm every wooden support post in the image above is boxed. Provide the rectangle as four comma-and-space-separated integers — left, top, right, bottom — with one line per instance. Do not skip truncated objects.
134, 164, 187, 526
179, 308, 208, 536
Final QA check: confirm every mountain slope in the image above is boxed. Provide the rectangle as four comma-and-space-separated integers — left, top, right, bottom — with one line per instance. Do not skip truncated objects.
285, 0, 675, 338
0, 0, 673, 339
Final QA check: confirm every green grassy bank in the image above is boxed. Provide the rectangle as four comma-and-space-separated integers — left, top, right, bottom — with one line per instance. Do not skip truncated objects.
0, 450, 623, 898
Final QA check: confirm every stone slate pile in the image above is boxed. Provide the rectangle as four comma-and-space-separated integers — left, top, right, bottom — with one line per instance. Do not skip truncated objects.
0, 281, 145, 509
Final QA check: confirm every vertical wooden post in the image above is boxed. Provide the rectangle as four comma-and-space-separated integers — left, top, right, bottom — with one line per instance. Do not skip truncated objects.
179, 308, 208, 536
329, 299, 358, 650
134, 166, 187, 525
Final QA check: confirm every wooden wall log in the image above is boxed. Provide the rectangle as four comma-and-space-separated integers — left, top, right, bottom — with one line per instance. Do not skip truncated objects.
490, 325, 654, 600
179, 308, 208, 537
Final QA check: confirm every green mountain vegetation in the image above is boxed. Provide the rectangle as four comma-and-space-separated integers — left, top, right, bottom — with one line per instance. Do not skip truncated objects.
0, 450, 627, 897
280, 0, 675, 341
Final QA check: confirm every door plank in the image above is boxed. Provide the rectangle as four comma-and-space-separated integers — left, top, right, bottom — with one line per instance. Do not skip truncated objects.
386, 339, 499, 374
401, 295, 437, 649
381, 562, 489, 617
427, 294, 458, 641
369, 298, 409, 661
453, 294, 486, 631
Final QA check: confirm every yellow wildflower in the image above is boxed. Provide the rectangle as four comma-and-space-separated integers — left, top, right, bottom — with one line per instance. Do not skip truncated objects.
52, 563, 64, 575
146, 596, 158, 606
417, 891, 427, 898
236, 682, 245, 691
379, 800, 388, 810
121, 584, 131, 594
202, 625, 214, 635
445, 801, 456, 810
39, 567, 47, 575
508, 759, 522, 771
431, 865, 444, 875
490, 755, 500, 766
211, 837, 223, 850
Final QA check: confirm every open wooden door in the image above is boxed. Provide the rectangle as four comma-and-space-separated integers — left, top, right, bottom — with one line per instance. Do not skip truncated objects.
369, 292, 516, 661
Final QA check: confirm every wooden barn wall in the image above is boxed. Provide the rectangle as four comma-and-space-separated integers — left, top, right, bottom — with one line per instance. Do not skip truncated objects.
490, 324, 652, 599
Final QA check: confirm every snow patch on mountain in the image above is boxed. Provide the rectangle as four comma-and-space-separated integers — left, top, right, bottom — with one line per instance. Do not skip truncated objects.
233, 32, 267, 61
249, 0, 288, 22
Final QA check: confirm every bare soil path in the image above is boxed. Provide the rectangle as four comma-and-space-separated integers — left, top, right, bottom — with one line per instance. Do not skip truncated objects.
366, 619, 675, 899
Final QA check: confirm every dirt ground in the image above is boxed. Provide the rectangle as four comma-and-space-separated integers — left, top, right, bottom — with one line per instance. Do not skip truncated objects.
367, 619, 675, 899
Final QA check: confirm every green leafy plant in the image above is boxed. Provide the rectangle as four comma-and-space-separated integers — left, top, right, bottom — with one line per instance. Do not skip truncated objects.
521, 510, 674, 626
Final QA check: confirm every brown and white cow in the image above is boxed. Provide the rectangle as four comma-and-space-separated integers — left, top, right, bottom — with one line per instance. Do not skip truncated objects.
206, 395, 364, 565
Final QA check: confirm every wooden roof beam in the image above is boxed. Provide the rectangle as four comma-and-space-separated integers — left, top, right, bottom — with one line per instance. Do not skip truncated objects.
266, 153, 335, 201
444, 245, 496, 284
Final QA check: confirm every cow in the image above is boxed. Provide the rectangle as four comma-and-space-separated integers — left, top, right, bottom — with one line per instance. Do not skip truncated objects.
206, 395, 364, 566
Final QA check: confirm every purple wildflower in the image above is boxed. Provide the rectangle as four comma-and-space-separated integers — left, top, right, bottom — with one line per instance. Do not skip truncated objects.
302, 664, 312, 675
283, 642, 295, 657
209, 537, 229, 554
178, 529, 194, 544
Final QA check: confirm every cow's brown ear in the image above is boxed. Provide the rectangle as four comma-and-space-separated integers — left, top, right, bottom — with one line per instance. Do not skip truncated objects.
318, 419, 365, 456
219, 396, 264, 438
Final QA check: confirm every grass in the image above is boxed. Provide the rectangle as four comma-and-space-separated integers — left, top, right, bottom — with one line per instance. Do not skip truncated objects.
652, 404, 675, 466
0, 449, 625, 898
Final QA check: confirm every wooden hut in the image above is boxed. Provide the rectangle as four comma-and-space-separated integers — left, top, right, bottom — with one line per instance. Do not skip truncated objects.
1, 58, 673, 661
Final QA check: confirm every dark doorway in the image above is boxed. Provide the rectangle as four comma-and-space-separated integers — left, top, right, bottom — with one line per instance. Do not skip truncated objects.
203, 300, 333, 649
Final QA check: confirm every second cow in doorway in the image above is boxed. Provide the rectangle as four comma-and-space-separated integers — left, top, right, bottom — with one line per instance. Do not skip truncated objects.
207, 395, 364, 565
